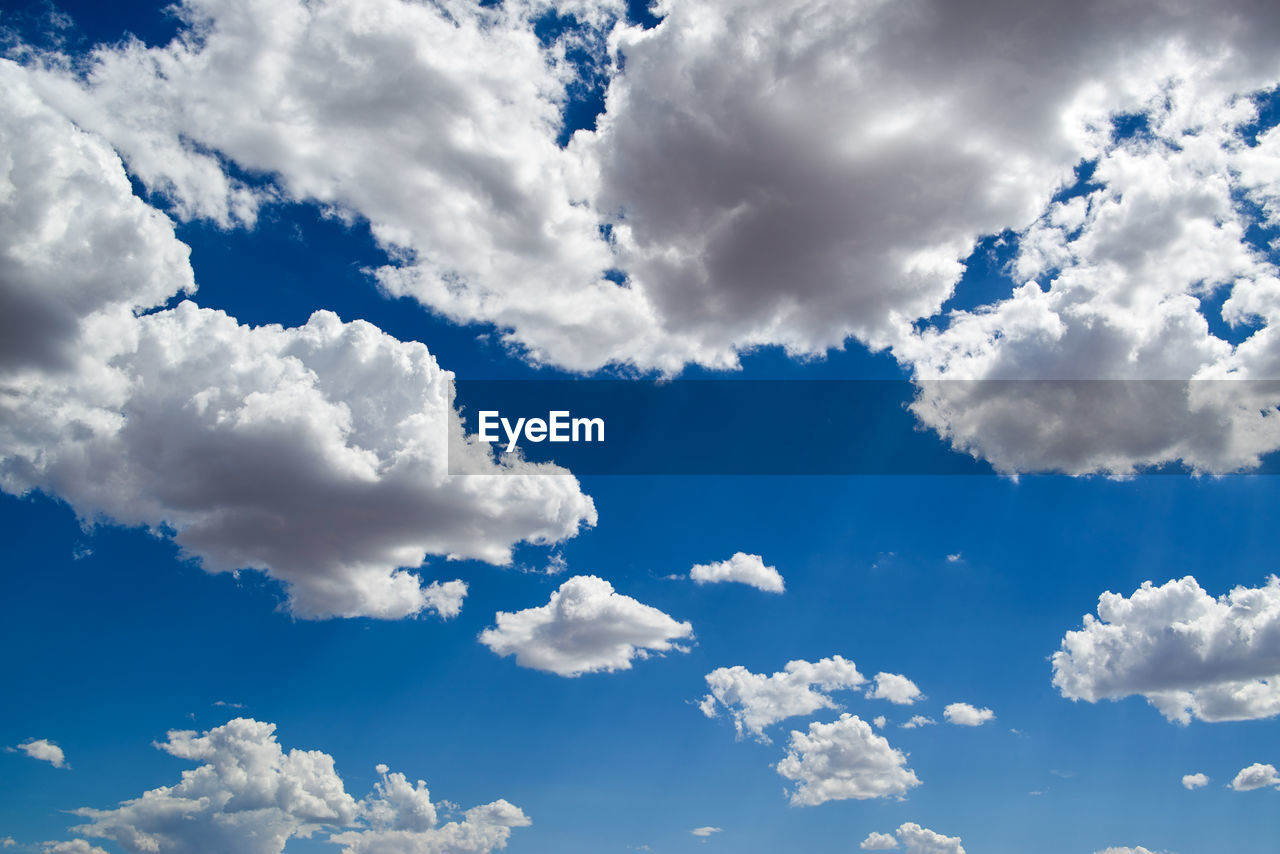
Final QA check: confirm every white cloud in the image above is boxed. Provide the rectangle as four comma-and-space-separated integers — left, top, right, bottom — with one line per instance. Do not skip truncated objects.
12, 739, 66, 768
872, 716, 886, 729
0, 59, 598, 620
478, 575, 692, 676
867, 673, 923, 705
44, 842, 109, 854
1094, 848, 1158, 854
860, 823, 964, 853
1051, 576, 1280, 724
699, 656, 864, 741
689, 553, 784, 593
1182, 772, 1210, 790
896, 823, 966, 854
776, 714, 920, 806
943, 703, 994, 727
900, 716, 936, 730
69, 718, 527, 854
1231, 762, 1280, 791
690, 827, 722, 837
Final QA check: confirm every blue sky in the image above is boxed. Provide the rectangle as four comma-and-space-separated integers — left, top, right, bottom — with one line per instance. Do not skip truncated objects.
2, 2, 1280, 854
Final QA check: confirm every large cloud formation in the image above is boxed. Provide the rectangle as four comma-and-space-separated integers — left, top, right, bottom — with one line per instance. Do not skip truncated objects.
698, 656, 865, 741
479, 575, 693, 676
776, 714, 920, 806
9, 0, 1280, 473
1052, 576, 1280, 724
67, 718, 527, 854
0, 64, 596, 619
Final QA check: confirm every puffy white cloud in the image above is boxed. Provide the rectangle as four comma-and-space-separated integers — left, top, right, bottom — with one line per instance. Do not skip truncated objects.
12, 739, 67, 768
328, 766, 530, 854
0, 61, 193, 373
776, 714, 920, 806
478, 575, 693, 676
1182, 772, 1210, 790
1231, 762, 1280, 792
688, 552, 784, 593
1051, 576, 1280, 724
43, 842, 109, 854
68, 718, 528, 854
860, 831, 899, 850
0, 60, 598, 620
896, 823, 965, 854
1094, 848, 1157, 854
72, 718, 360, 854
689, 827, 721, 837
900, 716, 936, 730
699, 656, 864, 741
942, 704, 994, 727
867, 673, 922, 705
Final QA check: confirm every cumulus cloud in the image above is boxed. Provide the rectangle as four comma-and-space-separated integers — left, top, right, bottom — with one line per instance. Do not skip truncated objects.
861, 825, 965, 854
900, 716, 936, 730
0, 61, 597, 620
478, 575, 693, 676
44, 842, 108, 854
1182, 772, 1210, 790
1231, 763, 1280, 791
689, 827, 721, 837
1095, 848, 1158, 854
943, 704, 994, 727
688, 552, 784, 593
1052, 576, 1280, 724
776, 714, 920, 806
698, 656, 864, 741
69, 718, 526, 854
867, 673, 923, 705
12, 739, 67, 768
6, 0, 1280, 473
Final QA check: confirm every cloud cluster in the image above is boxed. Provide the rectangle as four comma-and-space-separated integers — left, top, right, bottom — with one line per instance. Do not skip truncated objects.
11, 739, 67, 768
0, 61, 597, 619
479, 575, 693, 676
776, 714, 920, 806
1052, 576, 1280, 724
1231, 763, 1280, 792
942, 703, 995, 727
689, 552, 784, 593
68, 718, 527, 854
9, 0, 1280, 474
698, 656, 865, 740
867, 673, 923, 705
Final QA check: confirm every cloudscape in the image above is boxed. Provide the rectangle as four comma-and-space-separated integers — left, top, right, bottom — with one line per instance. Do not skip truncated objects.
2, 1, 1279, 852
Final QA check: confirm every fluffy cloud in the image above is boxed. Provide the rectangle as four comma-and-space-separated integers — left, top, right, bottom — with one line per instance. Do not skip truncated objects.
69, 719, 527, 854
900, 716, 936, 730
1095, 848, 1157, 854
776, 714, 920, 806
688, 552, 784, 593
943, 703, 994, 727
1052, 576, 1280, 724
1182, 772, 1210, 790
1230, 763, 1280, 792
698, 656, 864, 740
12, 739, 67, 768
895, 823, 966, 854
0, 62, 597, 619
860, 831, 899, 850
478, 575, 693, 676
6, 0, 1280, 474
867, 673, 923, 705
328, 765, 530, 854
44, 843, 109, 854
689, 827, 722, 837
